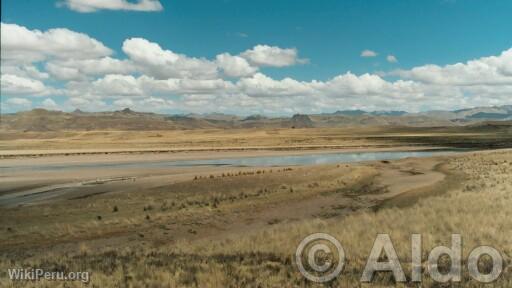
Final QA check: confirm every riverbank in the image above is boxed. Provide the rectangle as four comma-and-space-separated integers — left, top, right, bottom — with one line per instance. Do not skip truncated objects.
0, 148, 462, 207
2, 149, 510, 287
0, 149, 510, 286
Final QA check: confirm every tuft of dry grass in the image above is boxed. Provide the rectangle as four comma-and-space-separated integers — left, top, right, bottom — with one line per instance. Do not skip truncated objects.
171, 151, 512, 287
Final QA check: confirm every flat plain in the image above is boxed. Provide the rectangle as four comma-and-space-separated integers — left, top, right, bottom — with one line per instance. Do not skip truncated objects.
0, 126, 511, 287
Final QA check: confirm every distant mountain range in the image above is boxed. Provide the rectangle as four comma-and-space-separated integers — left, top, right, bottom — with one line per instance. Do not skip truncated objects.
1, 105, 511, 131
328, 110, 408, 117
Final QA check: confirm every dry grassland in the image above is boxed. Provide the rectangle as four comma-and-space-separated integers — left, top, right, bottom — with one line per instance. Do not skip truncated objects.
0, 150, 510, 287
2, 126, 511, 156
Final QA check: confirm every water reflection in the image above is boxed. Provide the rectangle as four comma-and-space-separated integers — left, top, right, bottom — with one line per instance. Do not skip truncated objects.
1, 150, 463, 172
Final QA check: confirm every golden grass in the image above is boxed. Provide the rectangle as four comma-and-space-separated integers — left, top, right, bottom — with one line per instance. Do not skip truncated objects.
0, 164, 374, 248
2, 126, 510, 153
174, 151, 512, 287
0, 151, 511, 287
0, 128, 384, 151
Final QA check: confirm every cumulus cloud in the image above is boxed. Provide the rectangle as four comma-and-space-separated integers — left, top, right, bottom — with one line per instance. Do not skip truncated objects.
6, 97, 32, 107
1, 74, 50, 96
361, 50, 378, 57
237, 73, 314, 97
122, 38, 218, 80
63, 74, 236, 101
46, 57, 135, 80
40, 98, 60, 110
1, 23, 111, 64
392, 48, 512, 86
1, 22, 511, 115
1, 97, 33, 113
316, 73, 421, 99
92, 74, 144, 97
113, 98, 135, 108
386, 55, 398, 63
241, 45, 307, 67
113, 96, 174, 111
59, 0, 163, 13
45, 63, 85, 81
67, 97, 108, 111
216, 53, 258, 77
140, 76, 236, 95
1, 64, 49, 80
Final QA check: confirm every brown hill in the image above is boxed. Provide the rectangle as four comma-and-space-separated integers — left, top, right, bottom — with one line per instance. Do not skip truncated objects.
1, 107, 511, 131
0, 109, 178, 131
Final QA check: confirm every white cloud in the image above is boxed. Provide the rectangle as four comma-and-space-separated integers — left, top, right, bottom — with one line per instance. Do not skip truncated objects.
1, 97, 33, 113
113, 98, 135, 108
45, 63, 84, 81
386, 55, 398, 63
1, 21, 511, 115
236, 73, 314, 97
113, 96, 174, 111
216, 53, 258, 77
92, 74, 144, 97
393, 48, 512, 86
63, 75, 143, 99
241, 45, 307, 67
1, 74, 49, 96
122, 38, 218, 80
40, 98, 60, 110
1, 64, 49, 80
140, 76, 236, 95
46, 57, 135, 80
1, 23, 112, 64
317, 73, 375, 96
63, 74, 235, 101
141, 97, 174, 109
6, 97, 32, 107
67, 97, 108, 111
361, 50, 378, 57
59, 0, 163, 13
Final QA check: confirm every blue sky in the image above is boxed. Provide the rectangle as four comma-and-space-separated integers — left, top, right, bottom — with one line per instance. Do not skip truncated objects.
1, 0, 512, 115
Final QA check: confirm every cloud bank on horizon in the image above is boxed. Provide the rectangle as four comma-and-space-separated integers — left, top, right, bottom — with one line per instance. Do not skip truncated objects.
1, 15, 511, 115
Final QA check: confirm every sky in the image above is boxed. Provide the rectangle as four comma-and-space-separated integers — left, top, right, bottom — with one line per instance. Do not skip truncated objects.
1, 0, 511, 115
